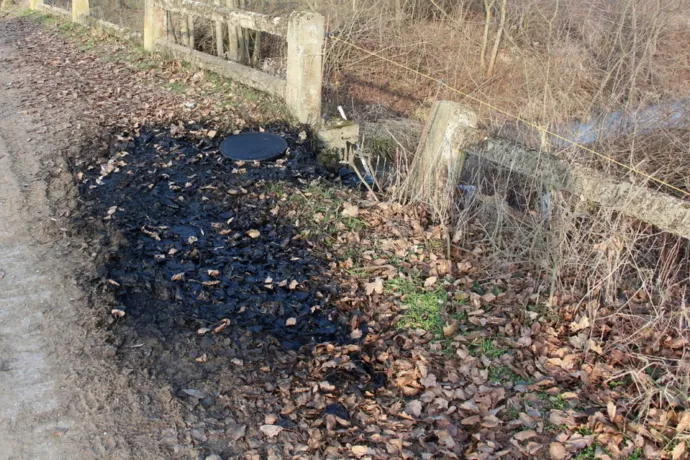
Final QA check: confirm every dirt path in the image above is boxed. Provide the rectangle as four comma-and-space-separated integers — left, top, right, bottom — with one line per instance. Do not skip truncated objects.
0, 17, 166, 459
0, 136, 81, 459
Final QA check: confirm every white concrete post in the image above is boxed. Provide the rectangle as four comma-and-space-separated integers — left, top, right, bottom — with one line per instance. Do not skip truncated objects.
72, 0, 89, 23
406, 101, 479, 219
28, 0, 44, 11
144, 0, 167, 51
286, 11, 325, 126
214, 0, 224, 57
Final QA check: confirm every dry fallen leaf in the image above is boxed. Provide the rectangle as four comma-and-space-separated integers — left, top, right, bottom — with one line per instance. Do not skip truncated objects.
607, 400, 617, 421
171, 272, 185, 281
570, 315, 591, 332
435, 430, 456, 448
586, 339, 603, 355
405, 400, 422, 417
442, 322, 458, 337
111, 308, 126, 318
341, 202, 359, 218
213, 318, 231, 333
481, 414, 501, 428
424, 276, 438, 288
676, 411, 690, 433
351, 445, 369, 457
350, 328, 363, 339
246, 229, 260, 238
514, 430, 538, 442
286, 317, 297, 326
549, 443, 567, 460
481, 292, 496, 303
672, 441, 686, 460
226, 424, 246, 442
259, 425, 283, 438
181, 388, 204, 398
365, 278, 384, 295
462, 415, 481, 425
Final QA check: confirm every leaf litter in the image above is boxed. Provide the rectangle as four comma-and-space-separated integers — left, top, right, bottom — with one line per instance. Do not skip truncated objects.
8, 12, 689, 460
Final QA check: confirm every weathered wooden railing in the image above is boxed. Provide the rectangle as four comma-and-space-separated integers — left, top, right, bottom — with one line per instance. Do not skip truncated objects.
30, 0, 325, 125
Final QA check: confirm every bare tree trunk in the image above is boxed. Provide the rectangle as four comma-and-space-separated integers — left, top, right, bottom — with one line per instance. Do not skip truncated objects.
0, 0, 12, 12
480, 0, 494, 70
486, 0, 506, 77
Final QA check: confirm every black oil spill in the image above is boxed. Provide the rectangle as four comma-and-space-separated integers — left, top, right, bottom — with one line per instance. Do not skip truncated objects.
78, 123, 350, 350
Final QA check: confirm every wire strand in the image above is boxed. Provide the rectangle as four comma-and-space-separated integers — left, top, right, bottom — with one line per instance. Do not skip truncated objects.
329, 35, 690, 198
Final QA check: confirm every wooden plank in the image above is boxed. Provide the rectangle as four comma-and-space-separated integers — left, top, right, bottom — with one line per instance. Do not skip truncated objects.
155, 0, 287, 36
157, 41, 286, 99
469, 138, 690, 239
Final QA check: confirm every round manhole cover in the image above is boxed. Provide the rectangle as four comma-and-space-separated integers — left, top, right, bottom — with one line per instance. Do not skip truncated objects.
220, 132, 288, 161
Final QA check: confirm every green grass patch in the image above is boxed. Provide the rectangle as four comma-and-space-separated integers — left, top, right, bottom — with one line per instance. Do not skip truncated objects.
343, 217, 366, 231
470, 338, 504, 358
165, 81, 188, 94
538, 393, 568, 410
573, 445, 597, 460
388, 276, 448, 337
504, 405, 520, 420
265, 181, 287, 196
626, 448, 643, 460
471, 280, 486, 295
488, 365, 520, 383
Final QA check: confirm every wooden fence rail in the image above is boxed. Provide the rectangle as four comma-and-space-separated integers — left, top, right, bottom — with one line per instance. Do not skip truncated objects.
31, 0, 324, 125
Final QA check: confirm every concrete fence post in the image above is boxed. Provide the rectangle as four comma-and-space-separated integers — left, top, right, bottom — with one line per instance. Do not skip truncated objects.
225, 0, 241, 61
144, 0, 167, 51
214, 0, 224, 57
286, 11, 325, 126
405, 101, 479, 220
72, 0, 89, 23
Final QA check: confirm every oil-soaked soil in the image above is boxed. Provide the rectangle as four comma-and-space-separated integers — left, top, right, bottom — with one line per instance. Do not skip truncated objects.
71, 123, 386, 457
79, 124, 351, 348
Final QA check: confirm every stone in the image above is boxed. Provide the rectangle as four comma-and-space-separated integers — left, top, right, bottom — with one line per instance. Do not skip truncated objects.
316, 122, 360, 170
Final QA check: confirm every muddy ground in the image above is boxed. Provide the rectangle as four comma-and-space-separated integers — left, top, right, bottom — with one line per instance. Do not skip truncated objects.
0, 8, 683, 460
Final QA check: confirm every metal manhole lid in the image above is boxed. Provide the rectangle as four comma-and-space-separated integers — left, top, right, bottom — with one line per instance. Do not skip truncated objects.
220, 132, 288, 161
